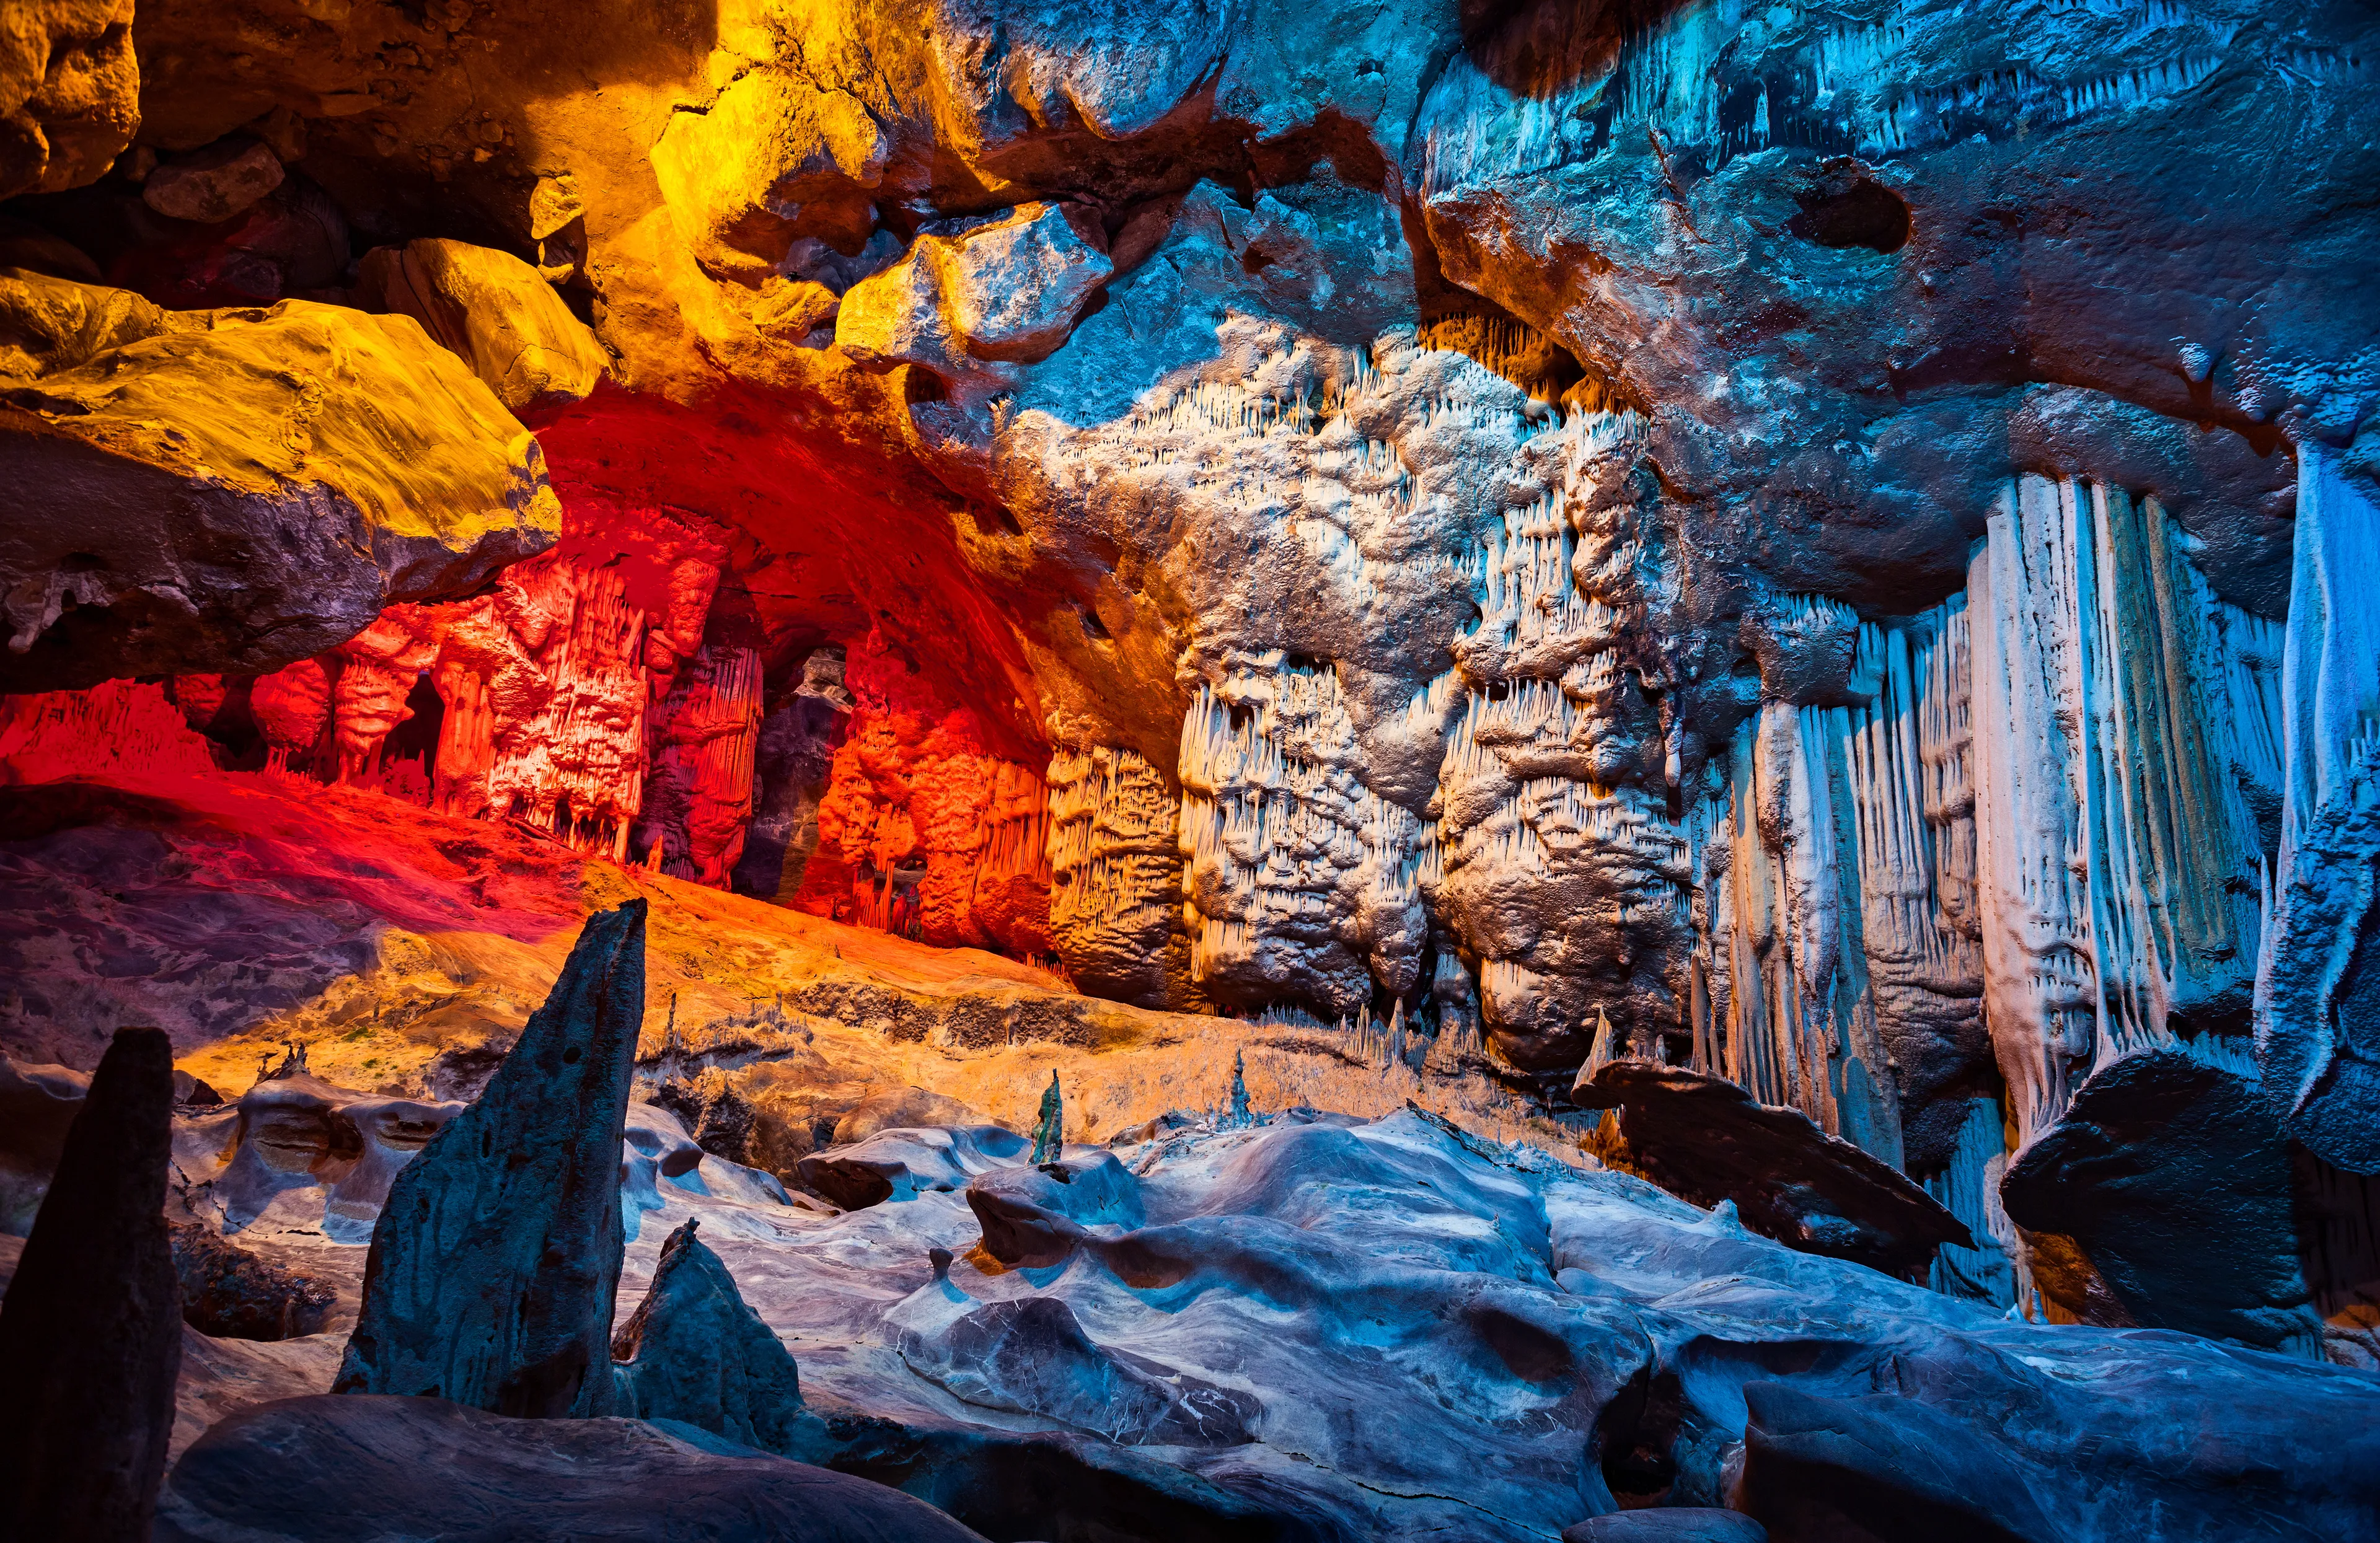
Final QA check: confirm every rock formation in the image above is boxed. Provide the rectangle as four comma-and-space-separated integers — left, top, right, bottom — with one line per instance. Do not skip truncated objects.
1575, 1060, 1970, 1281
169, 1222, 335, 1342
2, 0, 2379, 1532
154, 1394, 993, 1543
335, 899, 645, 1417
0, 1026, 182, 1542
0, 268, 560, 692
609, 1218, 804, 1456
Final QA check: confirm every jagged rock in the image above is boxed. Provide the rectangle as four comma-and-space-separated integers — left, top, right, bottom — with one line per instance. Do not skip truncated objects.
152, 1394, 992, 1543
0, 269, 560, 691
798, 1123, 1031, 1211
1562, 1513, 1766, 1543
0, 1027, 182, 1543
610, 1218, 804, 1455
838, 202, 1113, 392
335, 899, 646, 1418
2000, 1049, 2322, 1353
356, 238, 611, 419
140, 138, 285, 224
1574, 1062, 1970, 1281
0, 0, 136, 201
169, 1222, 335, 1342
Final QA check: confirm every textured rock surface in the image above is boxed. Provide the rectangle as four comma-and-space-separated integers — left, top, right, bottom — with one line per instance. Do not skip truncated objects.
0, 1027, 182, 1542
169, 1222, 335, 1342
2, 0, 2380, 1525
154, 1394, 992, 1543
356, 238, 610, 418
1576, 1060, 1970, 1281
0, 270, 560, 691
609, 1217, 804, 1455
1564, 1514, 1766, 1543
581, 1109, 2380, 1539
335, 900, 646, 1417
0, 0, 135, 202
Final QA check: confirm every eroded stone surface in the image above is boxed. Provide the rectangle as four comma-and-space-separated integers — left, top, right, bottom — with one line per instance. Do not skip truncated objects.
335, 900, 646, 1417
154, 1394, 992, 1543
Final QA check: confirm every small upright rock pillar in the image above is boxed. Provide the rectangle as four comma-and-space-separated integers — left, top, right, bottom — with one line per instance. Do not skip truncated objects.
0, 1027, 183, 1543
336, 899, 648, 1417
1029, 1071, 1064, 1166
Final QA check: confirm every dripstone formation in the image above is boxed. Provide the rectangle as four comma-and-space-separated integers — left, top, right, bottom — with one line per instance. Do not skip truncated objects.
3, 0, 2380, 1536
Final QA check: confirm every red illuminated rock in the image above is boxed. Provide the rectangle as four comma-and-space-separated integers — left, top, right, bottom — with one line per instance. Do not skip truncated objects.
798, 641, 1051, 952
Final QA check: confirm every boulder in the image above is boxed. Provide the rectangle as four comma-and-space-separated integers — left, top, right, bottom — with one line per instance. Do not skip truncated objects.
798, 1123, 1030, 1210
837, 203, 1112, 391
610, 1218, 804, 1455
335, 900, 646, 1418
141, 138, 285, 224
1574, 1062, 1970, 1280
2000, 1048, 2323, 1353
357, 238, 611, 419
0, 1026, 182, 1542
0, 0, 136, 201
152, 1393, 991, 1542
0, 269, 560, 692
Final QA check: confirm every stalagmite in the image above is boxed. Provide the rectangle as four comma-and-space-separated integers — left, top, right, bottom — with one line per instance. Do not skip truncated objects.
609, 1218, 804, 1454
335, 900, 647, 1417
0, 1028, 182, 1543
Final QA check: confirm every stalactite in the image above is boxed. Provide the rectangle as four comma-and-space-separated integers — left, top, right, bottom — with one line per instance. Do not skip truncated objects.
638, 645, 764, 887
2259, 444, 2380, 1174
0, 680, 216, 783
1176, 662, 1431, 1019
795, 642, 1051, 954
1431, 407, 1690, 1074
1968, 475, 2273, 1143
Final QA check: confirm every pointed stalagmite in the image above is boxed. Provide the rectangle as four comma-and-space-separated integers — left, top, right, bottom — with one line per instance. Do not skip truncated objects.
335, 899, 648, 1417
0, 1027, 182, 1543
1030, 1071, 1064, 1166
610, 1218, 804, 1454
